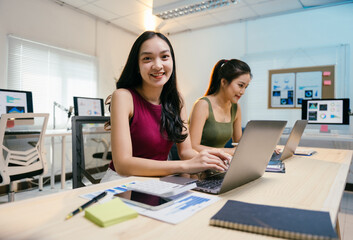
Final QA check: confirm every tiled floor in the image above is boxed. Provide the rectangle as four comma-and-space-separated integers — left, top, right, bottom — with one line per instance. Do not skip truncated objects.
1, 182, 353, 239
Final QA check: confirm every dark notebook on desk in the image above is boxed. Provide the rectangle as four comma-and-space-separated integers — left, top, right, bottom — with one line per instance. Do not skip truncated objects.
210, 200, 338, 240
195, 120, 287, 195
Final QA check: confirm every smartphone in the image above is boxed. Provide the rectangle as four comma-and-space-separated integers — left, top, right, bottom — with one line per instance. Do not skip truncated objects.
114, 190, 174, 211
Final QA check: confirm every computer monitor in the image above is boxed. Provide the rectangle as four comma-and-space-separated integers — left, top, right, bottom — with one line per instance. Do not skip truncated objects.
73, 96, 104, 116
0, 88, 33, 117
301, 98, 350, 125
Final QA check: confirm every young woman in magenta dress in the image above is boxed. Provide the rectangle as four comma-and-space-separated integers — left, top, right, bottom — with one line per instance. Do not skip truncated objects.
101, 31, 230, 182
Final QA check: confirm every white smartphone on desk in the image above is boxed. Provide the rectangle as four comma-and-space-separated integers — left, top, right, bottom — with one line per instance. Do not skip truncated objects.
114, 190, 174, 211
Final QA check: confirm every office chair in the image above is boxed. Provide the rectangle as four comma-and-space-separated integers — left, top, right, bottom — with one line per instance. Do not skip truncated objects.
72, 116, 110, 188
0, 113, 49, 202
91, 137, 112, 160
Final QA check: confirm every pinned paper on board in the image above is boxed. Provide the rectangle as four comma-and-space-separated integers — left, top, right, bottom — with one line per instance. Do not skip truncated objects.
323, 80, 332, 86
270, 73, 295, 108
295, 71, 322, 107
269, 66, 335, 109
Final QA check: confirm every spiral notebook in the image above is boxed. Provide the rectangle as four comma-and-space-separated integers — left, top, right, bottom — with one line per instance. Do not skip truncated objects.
210, 200, 338, 240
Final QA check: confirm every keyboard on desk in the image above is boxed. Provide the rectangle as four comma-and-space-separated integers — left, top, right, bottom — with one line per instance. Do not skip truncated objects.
196, 178, 223, 190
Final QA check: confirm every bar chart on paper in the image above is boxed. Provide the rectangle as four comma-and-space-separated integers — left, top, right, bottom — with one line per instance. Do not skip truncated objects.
136, 192, 220, 224
81, 182, 220, 224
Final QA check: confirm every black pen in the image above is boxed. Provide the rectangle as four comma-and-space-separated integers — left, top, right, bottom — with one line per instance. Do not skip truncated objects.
65, 191, 107, 220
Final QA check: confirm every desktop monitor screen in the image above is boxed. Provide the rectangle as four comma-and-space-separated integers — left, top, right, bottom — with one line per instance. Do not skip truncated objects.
0, 88, 33, 116
73, 96, 104, 116
301, 98, 350, 125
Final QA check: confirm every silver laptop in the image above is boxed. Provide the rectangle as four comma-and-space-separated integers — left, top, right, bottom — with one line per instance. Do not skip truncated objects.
195, 120, 287, 195
270, 120, 308, 161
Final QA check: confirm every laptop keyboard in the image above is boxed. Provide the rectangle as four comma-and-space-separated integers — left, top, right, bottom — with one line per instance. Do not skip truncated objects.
196, 178, 223, 189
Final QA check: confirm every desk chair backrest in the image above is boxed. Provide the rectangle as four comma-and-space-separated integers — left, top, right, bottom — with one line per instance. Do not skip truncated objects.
0, 113, 49, 191
71, 116, 111, 189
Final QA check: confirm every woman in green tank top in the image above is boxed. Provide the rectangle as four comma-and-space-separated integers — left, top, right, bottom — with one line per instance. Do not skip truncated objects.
189, 59, 252, 155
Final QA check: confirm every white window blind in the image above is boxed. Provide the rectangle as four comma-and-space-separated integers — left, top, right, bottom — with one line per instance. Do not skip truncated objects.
7, 35, 98, 128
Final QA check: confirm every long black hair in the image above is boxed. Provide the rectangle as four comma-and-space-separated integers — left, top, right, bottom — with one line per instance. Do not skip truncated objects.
114, 31, 187, 143
205, 59, 252, 95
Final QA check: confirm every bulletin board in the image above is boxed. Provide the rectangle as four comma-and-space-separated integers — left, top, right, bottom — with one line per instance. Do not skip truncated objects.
268, 65, 335, 109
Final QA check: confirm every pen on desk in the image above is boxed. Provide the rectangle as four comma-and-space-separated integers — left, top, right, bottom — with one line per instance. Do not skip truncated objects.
65, 191, 107, 220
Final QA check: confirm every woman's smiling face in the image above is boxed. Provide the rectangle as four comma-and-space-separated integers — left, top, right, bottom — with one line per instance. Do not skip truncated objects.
222, 73, 251, 103
138, 36, 173, 89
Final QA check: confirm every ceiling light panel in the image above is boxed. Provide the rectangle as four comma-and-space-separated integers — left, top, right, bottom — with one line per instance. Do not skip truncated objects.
153, 0, 239, 20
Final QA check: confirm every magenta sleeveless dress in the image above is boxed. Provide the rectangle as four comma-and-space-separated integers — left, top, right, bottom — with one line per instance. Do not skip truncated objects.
109, 88, 173, 171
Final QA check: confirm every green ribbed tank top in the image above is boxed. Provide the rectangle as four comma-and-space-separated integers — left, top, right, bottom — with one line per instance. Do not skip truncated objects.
200, 97, 237, 148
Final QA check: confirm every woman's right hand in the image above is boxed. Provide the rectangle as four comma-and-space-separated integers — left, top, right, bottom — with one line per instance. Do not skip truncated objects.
182, 149, 231, 174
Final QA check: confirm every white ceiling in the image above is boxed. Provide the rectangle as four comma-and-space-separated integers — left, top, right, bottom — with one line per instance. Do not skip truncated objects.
53, 0, 352, 35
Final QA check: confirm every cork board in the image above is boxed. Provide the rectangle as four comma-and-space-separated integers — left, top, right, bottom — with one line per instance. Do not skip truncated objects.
268, 65, 335, 109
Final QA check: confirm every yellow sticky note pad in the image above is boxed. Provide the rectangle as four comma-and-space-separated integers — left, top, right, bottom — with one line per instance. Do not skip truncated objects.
85, 198, 138, 227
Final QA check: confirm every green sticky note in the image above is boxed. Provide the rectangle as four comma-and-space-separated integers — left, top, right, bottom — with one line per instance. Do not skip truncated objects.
85, 198, 138, 227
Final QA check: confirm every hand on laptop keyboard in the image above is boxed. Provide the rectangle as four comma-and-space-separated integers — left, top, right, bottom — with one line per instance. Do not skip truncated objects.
274, 148, 282, 154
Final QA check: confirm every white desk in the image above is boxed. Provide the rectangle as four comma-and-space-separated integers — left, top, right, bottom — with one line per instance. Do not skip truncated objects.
280, 131, 353, 184
45, 129, 71, 189
0, 147, 351, 240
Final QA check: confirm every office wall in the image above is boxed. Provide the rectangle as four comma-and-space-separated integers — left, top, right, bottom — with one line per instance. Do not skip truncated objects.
169, 4, 353, 128
170, 4, 353, 184
0, 0, 136, 100
0, 0, 137, 180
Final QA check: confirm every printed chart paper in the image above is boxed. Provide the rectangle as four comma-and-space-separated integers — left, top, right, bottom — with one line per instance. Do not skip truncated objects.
81, 181, 220, 224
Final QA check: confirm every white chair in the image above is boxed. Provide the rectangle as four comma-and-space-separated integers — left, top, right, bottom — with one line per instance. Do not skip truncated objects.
0, 113, 49, 202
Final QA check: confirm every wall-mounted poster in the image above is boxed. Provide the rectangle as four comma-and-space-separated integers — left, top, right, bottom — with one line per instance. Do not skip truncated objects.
271, 73, 295, 108
295, 71, 322, 107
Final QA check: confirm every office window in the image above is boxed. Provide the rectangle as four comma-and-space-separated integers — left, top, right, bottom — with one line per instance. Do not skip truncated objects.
7, 35, 98, 128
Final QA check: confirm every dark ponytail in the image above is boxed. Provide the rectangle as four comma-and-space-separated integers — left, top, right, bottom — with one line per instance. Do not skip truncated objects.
205, 59, 252, 96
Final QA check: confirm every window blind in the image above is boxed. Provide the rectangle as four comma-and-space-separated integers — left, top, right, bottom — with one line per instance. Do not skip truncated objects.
7, 35, 98, 128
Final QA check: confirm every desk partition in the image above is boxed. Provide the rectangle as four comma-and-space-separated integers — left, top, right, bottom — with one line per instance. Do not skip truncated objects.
71, 116, 110, 189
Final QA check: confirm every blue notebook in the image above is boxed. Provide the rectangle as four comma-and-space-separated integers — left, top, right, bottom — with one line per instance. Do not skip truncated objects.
210, 200, 337, 239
